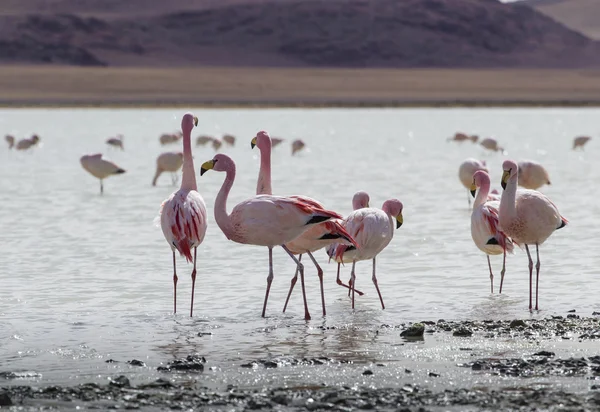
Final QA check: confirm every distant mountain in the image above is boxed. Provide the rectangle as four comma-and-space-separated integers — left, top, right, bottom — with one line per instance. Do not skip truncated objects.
526, 0, 600, 40
1, 0, 600, 68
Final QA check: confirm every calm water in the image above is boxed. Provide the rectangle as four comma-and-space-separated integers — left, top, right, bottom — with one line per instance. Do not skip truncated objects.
0, 108, 597, 389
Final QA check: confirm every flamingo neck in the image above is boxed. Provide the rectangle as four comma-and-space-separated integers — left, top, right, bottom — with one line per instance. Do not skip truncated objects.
473, 178, 490, 209
499, 176, 518, 224
215, 163, 236, 238
181, 127, 197, 191
257, 144, 272, 195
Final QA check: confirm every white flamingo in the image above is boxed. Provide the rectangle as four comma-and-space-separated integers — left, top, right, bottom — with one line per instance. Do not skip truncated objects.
80, 153, 126, 194
153, 152, 184, 186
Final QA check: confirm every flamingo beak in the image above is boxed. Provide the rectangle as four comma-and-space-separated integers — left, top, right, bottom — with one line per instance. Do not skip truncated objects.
501, 169, 511, 190
396, 213, 403, 229
200, 159, 215, 176
470, 181, 477, 198
251, 137, 257, 149
193, 116, 198, 127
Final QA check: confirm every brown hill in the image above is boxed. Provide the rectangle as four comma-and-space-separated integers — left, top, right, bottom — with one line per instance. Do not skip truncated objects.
1, 0, 600, 68
527, 0, 600, 40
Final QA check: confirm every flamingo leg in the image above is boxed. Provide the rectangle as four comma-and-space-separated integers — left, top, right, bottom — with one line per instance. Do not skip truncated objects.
350, 261, 357, 309
371, 256, 385, 309
100, 179, 104, 194
499, 248, 506, 294
306, 251, 326, 317
281, 245, 311, 320
467, 189, 471, 208
336, 263, 364, 296
525, 244, 534, 311
172, 251, 177, 314
486, 255, 494, 294
261, 247, 274, 318
282, 254, 301, 313
535, 243, 541, 311
190, 247, 197, 317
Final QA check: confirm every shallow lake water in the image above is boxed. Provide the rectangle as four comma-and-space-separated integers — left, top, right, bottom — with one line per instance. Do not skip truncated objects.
0, 107, 597, 390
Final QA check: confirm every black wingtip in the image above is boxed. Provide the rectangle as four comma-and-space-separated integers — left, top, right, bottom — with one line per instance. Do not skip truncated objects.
319, 233, 342, 240
115, 168, 126, 174
306, 215, 330, 225
486, 238, 500, 245
557, 220, 567, 230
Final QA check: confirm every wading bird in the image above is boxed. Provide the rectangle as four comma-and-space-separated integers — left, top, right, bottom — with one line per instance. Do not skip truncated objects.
80, 153, 125, 194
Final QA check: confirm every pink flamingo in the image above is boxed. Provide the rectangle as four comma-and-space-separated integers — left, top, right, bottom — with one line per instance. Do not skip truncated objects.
200, 153, 344, 320
573, 136, 591, 150
448, 132, 478, 143
517, 160, 551, 190
106, 135, 124, 150
158, 113, 208, 317
153, 151, 184, 186
160, 131, 182, 145
5, 135, 14, 149
291, 139, 305, 155
271, 137, 284, 147
459, 158, 488, 207
330, 199, 404, 309
499, 160, 568, 311
480, 137, 504, 153
16, 135, 40, 151
250, 131, 358, 316
80, 153, 126, 194
223, 134, 236, 146
196, 135, 214, 146
470, 170, 514, 293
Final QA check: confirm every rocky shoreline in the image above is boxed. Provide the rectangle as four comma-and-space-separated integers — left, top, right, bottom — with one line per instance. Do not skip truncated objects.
2, 315, 599, 411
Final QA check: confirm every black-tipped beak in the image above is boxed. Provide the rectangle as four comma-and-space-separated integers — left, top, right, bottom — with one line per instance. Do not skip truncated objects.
200, 167, 208, 176
501, 181, 507, 190
470, 189, 476, 198
396, 221, 402, 229
251, 142, 256, 149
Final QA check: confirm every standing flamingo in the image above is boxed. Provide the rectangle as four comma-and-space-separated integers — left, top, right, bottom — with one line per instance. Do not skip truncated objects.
200, 153, 344, 320
480, 137, 504, 153
153, 151, 184, 186
517, 160, 551, 190
498, 160, 568, 311
196, 135, 214, 146
250, 131, 358, 316
5, 135, 14, 149
80, 153, 126, 194
458, 158, 488, 207
160, 131, 182, 145
470, 170, 514, 293
330, 199, 404, 309
16, 135, 40, 151
106, 135, 124, 150
448, 132, 478, 143
158, 113, 207, 317
223, 134, 236, 146
573, 136, 591, 150
291, 139, 306, 155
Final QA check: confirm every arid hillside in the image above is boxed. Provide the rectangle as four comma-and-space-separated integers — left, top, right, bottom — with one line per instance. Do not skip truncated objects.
527, 0, 600, 40
1, 0, 600, 68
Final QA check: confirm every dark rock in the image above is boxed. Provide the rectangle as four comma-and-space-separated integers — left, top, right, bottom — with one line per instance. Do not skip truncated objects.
510, 319, 526, 328
533, 351, 555, 357
400, 323, 425, 337
567, 314, 580, 319
593, 312, 600, 316
568, 309, 576, 313
109, 375, 130, 388
362, 370, 373, 376
263, 361, 278, 368
241, 362, 258, 368
105, 359, 118, 363
197, 332, 213, 337
0, 391, 12, 406
157, 354, 205, 372
428, 372, 440, 377
127, 359, 145, 367
453, 327, 473, 337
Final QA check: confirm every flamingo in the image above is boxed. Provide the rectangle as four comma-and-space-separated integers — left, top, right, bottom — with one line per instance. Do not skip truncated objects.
153, 151, 184, 186
5, 135, 14, 149
200, 153, 344, 320
211, 138, 223, 151
80, 153, 126, 194
106, 135, 124, 150
223, 134, 236, 146
517, 160, 551, 190
448, 132, 478, 143
196, 135, 213, 146
271, 137, 284, 147
470, 170, 514, 293
160, 131, 182, 145
158, 113, 207, 317
250, 131, 358, 316
330, 199, 404, 309
480, 137, 504, 153
458, 158, 488, 207
291, 139, 305, 155
16, 135, 40, 151
573, 136, 591, 150
498, 160, 568, 311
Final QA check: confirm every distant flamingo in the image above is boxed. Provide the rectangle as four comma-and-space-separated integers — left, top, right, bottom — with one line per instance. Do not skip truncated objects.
160, 131, 182, 145
448, 132, 478, 143
80, 153, 126, 194
499, 160, 568, 311
517, 160, 551, 190
458, 158, 488, 207
153, 151, 184, 186
158, 113, 207, 317
223, 134, 236, 146
250, 131, 358, 316
196, 135, 213, 146
291, 139, 305, 155
573, 136, 591, 150
16, 135, 40, 151
211, 138, 223, 151
5, 135, 14, 149
470, 170, 514, 293
200, 153, 343, 320
330, 199, 404, 309
480, 137, 504, 153
106, 135, 124, 150
271, 137, 284, 147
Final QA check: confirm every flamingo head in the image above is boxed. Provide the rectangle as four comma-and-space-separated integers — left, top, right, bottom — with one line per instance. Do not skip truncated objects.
352, 191, 370, 209
471, 170, 490, 198
181, 113, 198, 135
382, 199, 403, 229
251, 131, 271, 150
200, 153, 232, 176
501, 160, 518, 190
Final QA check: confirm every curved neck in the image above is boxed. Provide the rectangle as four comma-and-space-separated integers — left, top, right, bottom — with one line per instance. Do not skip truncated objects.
499, 176, 518, 222
257, 144, 272, 195
180, 127, 197, 191
215, 164, 236, 238
473, 178, 490, 208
